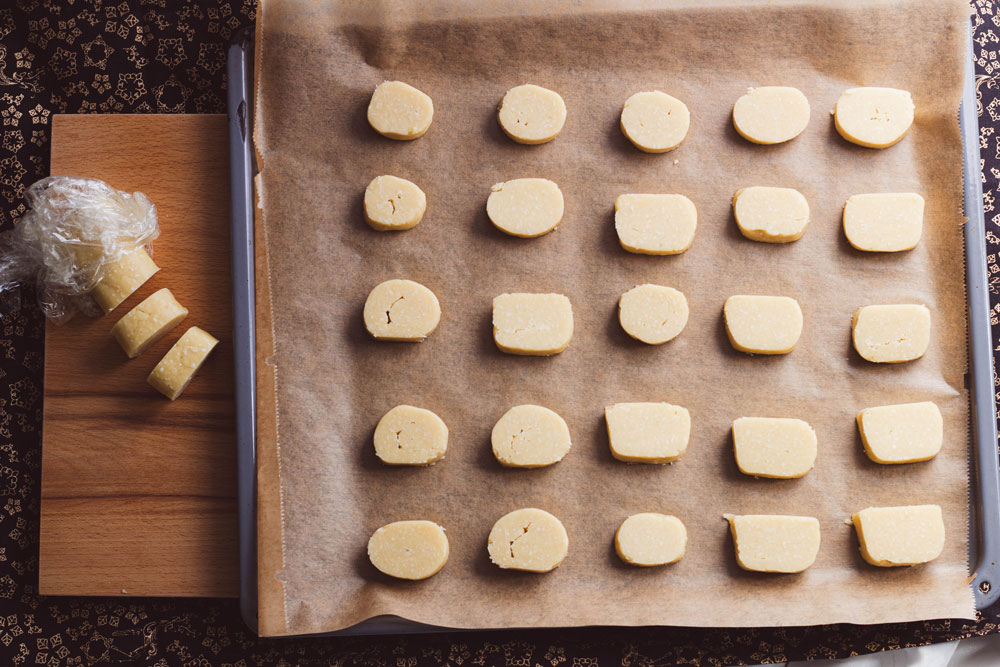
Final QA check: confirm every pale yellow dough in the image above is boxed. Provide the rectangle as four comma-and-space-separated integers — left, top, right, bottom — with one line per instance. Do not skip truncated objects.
852, 304, 930, 363
732, 417, 817, 478
835, 87, 914, 148
724, 514, 821, 573
491, 404, 571, 468
367, 520, 449, 580
852, 505, 944, 567
724, 295, 803, 355
605, 402, 691, 464
111, 288, 188, 358
367, 81, 434, 140
615, 513, 687, 566
733, 187, 809, 243
147, 326, 219, 400
492, 292, 573, 355
498, 84, 566, 144
92, 247, 160, 313
374, 405, 448, 466
487, 508, 568, 573
618, 284, 689, 344
620, 91, 690, 153
364, 175, 426, 231
364, 279, 441, 341
857, 401, 942, 464
487, 178, 564, 238
732, 86, 810, 144
843, 193, 924, 252
614, 194, 697, 255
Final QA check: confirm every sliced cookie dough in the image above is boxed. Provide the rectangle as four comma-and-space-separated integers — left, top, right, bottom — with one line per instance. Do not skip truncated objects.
147, 326, 219, 400
732, 86, 810, 144
111, 287, 188, 358
843, 193, 924, 252
374, 405, 449, 465
491, 404, 571, 468
614, 194, 697, 255
492, 292, 573, 355
733, 187, 809, 243
498, 84, 566, 144
835, 87, 914, 148
732, 417, 817, 478
364, 175, 427, 231
367, 81, 434, 140
615, 513, 687, 566
92, 247, 160, 314
488, 508, 568, 573
852, 304, 929, 363
857, 401, 942, 464
605, 402, 691, 464
851, 505, 944, 567
487, 178, 564, 238
724, 295, 803, 355
620, 91, 690, 153
724, 514, 821, 573
367, 520, 449, 580
618, 284, 689, 344
364, 279, 441, 341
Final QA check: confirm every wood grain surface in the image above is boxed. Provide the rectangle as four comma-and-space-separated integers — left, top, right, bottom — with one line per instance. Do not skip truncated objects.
39, 114, 238, 597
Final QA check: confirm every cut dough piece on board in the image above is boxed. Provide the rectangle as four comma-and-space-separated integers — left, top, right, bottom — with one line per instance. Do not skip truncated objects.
732, 86, 810, 144
487, 178, 564, 238
498, 84, 566, 144
491, 404, 571, 468
851, 505, 944, 567
367, 81, 434, 140
852, 304, 929, 363
92, 247, 160, 313
492, 292, 573, 355
364, 279, 441, 341
732, 417, 817, 478
605, 402, 691, 464
615, 194, 697, 255
843, 193, 924, 252
835, 87, 914, 148
620, 90, 690, 152
724, 514, 821, 573
364, 175, 426, 231
367, 520, 449, 580
723, 295, 803, 355
857, 401, 942, 464
615, 513, 687, 566
147, 326, 219, 400
618, 284, 689, 344
111, 287, 188, 358
374, 405, 448, 466
487, 508, 568, 572
733, 187, 810, 243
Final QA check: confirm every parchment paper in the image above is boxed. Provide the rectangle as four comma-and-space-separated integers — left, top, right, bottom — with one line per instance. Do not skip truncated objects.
253, 0, 976, 637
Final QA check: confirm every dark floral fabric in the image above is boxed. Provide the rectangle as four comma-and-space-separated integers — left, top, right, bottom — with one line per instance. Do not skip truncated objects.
2, 1, 1000, 664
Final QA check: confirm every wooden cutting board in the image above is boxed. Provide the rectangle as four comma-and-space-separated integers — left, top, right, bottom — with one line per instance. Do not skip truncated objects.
39, 114, 238, 597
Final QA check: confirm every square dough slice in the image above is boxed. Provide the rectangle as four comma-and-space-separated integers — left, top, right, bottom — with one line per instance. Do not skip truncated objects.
147, 326, 219, 400
843, 193, 924, 252
851, 505, 944, 567
723, 295, 803, 354
91, 247, 160, 313
614, 194, 697, 255
852, 304, 930, 363
111, 287, 188, 358
732, 417, 817, 478
732, 187, 809, 243
605, 402, 691, 464
856, 401, 942, 464
724, 514, 821, 573
492, 293, 573, 355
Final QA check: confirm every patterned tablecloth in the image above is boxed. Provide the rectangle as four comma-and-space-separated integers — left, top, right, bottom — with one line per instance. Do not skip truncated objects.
2, 2, 1000, 664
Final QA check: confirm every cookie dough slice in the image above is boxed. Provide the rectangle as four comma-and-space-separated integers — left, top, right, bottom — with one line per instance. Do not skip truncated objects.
852, 304, 930, 363
487, 178, 564, 238
374, 405, 448, 465
91, 247, 160, 313
491, 404, 571, 468
724, 295, 803, 355
368, 520, 449, 580
147, 326, 219, 400
367, 81, 434, 140
111, 287, 188, 358
605, 402, 691, 464
732, 417, 817, 478
835, 87, 914, 148
733, 187, 809, 243
857, 401, 942, 464
851, 505, 944, 567
618, 284, 689, 344
488, 508, 568, 572
364, 279, 441, 341
724, 514, 820, 573
364, 175, 426, 231
492, 292, 573, 355
615, 513, 687, 566
843, 193, 924, 252
732, 86, 810, 144
498, 84, 566, 144
620, 91, 690, 153
614, 194, 697, 255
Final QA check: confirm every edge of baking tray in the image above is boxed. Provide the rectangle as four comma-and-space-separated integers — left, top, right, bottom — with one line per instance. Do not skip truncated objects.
226, 24, 1000, 635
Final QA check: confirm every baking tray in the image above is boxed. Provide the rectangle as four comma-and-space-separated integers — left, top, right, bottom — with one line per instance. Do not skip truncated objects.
226, 22, 1000, 635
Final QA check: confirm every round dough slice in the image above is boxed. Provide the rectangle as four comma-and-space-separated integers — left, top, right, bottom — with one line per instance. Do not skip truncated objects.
733, 187, 809, 243
615, 513, 687, 566
618, 284, 689, 344
491, 404, 572, 468
498, 84, 566, 144
367, 81, 434, 140
364, 175, 427, 231
374, 405, 448, 465
363, 279, 441, 341
367, 520, 449, 580
486, 178, 564, 238
834, 87, 914, 148
487, 508, 568, 573
111, 288, 189, 359
620, 91, 690, 153
732, 86, 810, 144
